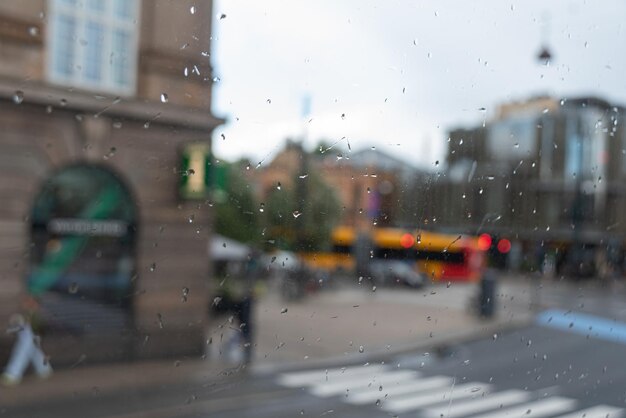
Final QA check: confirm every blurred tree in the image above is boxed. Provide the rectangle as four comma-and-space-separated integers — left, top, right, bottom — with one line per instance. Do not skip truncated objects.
214, 160, 261, 244
264, 156, 341, 252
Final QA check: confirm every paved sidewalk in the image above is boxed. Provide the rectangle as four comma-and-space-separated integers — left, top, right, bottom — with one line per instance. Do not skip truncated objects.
0, 277, 537, 405
210, 278, 537, 371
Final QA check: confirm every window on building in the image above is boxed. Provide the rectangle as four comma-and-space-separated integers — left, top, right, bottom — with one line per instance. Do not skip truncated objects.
47, 0, 140, 96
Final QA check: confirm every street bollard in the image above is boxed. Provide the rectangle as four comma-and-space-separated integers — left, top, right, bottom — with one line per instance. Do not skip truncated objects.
479, 269, 497, 318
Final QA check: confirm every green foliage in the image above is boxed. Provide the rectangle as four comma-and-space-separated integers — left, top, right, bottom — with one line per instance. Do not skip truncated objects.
264, 170, 341, 252
214, 153, 341, 252
214, 162, 260, 244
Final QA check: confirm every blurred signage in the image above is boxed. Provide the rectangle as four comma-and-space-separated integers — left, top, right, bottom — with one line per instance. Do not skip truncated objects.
48, 218, 127, 237
179, 142, 211, 200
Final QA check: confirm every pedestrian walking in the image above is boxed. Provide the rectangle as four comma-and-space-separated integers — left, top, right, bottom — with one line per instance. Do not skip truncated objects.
2, 313, 52, 386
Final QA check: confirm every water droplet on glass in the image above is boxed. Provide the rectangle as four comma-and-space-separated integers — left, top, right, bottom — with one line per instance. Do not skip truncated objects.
276, 182, 281, 190
280, 307, 288, 314
188, 214, 195, 223
359, 345, 364, 353
292, 211, 302, 219
59, 98, 67, 107
220, 13, 227, 19
190, 5, 196, 14
181, 287, 189, 303
157, 313, 164, 329
103, 147, 116, 159
375, 399, 381, 406
446, 282, 451, 288
68, 282, 79, 294
186, 168, 195, 176
266, 98, 271, 104
150, 262, 157, 272
28, 26, 38, 36
493, 333, 498, 341
299, 174, 308, 179
259, 203, 265, 213
12, 90, 24, 104
160, 93, 169, 103
372, 285, 377, 292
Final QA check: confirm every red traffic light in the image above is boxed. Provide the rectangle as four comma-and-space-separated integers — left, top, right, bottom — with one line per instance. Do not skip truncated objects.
497, 238, 512, 254
400, 233, 415, 249
477, 233, 492, 251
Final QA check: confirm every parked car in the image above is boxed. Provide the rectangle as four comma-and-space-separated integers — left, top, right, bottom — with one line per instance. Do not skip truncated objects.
369, 261, 427, 288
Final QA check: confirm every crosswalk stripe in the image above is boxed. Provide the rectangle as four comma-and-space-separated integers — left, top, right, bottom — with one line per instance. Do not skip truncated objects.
277, 364, 389, 387
553, 405, 624, 418
423, 390, 531, 418
310, 370, 418, 397
475, 397, 576, 418
345, 375, 453, 405
383, 382, 490, 414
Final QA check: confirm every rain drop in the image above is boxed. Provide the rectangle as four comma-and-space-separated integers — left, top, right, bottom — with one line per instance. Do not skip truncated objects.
281, 307, 288, 314
359, 345, 364, 353
292, 211, 302, 219
68, 282, 79, 294
160, 93, 169, 103
181, 287, 189, 303
12, 90, 24, 104
259, 203, 265, 213
190, 5, 196, 14
150, 262, 157, 272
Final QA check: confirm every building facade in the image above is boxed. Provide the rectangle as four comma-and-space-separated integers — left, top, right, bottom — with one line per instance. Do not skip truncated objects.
0, 0, 222, 364
430, 96, 626, 275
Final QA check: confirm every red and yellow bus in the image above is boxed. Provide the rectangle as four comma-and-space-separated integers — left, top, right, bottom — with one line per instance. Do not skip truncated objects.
301, 226, 486, 282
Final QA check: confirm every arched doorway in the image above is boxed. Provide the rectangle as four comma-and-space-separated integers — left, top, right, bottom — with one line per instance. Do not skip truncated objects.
28, 164, 137, 337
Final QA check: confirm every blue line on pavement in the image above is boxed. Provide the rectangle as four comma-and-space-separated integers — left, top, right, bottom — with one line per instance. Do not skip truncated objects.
536, 309, 626, 345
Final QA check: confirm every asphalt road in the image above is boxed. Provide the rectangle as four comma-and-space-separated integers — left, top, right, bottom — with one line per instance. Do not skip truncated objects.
5, 280, 626, 418
5, 315, 626, 418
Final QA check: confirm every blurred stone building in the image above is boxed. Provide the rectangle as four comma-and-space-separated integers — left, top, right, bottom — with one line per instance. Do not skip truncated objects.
0, 0, 222, 364
430, 96, 626, 274
254, 140, 426, 231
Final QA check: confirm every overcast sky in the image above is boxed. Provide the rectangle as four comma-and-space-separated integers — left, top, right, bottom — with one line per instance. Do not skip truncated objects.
209, 0, 626, 169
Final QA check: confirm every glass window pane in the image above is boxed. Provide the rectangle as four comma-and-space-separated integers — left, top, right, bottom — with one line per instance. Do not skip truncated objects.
53, 14, 76, 77
86, 0, 105, 13
84, 21, 104, 82
113, 0, 134, 19
112, 30, 130, 87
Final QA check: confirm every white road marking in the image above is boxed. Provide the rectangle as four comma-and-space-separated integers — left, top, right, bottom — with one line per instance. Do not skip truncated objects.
346, 375, 453, 405
423, 390, 531, 418
310, 370, 418, 397
277, 364, 389, 387
475, 397, 576, 418
383, 382, 490, 414
553, 405, 624, 418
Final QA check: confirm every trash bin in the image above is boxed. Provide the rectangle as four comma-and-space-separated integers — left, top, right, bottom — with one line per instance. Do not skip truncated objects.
479, 270, 496, 318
